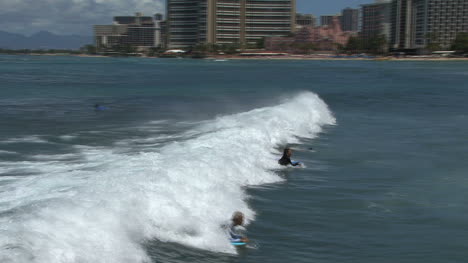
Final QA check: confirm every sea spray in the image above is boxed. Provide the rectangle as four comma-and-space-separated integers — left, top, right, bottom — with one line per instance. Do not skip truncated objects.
0, 91, 335, 263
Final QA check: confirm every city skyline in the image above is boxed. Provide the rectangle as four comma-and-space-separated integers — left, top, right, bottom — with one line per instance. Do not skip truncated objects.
0, 0, 370, 36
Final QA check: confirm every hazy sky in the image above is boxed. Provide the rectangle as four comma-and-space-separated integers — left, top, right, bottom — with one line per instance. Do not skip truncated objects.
297, 0, 370, 16
0, 0, 372, 36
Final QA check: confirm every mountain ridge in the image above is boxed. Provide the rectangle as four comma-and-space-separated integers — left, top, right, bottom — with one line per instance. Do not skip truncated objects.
0, 31, 93, 50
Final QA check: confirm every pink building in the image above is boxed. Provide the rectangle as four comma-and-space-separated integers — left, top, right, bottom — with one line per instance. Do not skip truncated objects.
266, 16, 354, 52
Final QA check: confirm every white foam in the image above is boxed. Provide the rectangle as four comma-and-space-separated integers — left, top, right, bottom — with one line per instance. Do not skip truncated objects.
58, 135, 77, 141
0, 92, 335, 263
0, 150, 17, 155
31, 154, 79, 161
1, 135, 49, 144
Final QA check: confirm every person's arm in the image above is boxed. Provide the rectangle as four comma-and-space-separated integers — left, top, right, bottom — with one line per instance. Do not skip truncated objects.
229, 227, 241, 239
290, 160, 301, 166
229, 225, 246, 240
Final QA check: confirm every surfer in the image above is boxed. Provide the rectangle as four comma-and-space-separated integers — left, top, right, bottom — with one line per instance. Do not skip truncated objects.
229, 211, 249, 243
278, 148, 301, 166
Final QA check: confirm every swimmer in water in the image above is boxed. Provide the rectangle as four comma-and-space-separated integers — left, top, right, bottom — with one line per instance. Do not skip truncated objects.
94, 104, 107, 111
229, 211, 249, 243
278, 148, 301, 166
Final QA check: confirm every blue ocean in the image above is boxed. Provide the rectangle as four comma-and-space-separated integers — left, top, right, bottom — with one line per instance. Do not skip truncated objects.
0, 55, 467, 263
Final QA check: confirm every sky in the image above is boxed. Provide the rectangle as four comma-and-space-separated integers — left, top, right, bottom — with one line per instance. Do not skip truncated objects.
297, 0, 370, 16
0, 0, 371, 36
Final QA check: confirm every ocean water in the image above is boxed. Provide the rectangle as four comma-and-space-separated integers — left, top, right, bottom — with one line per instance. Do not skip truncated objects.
0, 55, 467, 263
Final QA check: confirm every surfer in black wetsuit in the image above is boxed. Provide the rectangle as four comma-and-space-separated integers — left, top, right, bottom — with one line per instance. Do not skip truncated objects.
278, 148, 300, 166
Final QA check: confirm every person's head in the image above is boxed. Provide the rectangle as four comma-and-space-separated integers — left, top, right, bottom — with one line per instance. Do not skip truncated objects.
283, 148, 292, 158
232, 211, 244, 226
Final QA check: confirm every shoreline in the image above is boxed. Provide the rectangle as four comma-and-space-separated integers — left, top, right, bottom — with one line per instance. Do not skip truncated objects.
207, 55, 468, 61
1, 53, 467, 61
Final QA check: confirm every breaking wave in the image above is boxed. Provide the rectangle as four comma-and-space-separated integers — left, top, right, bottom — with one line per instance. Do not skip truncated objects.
0, 91, 335, 262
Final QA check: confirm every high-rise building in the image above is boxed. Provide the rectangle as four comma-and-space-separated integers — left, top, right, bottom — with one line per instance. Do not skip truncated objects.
165, 0, 200, 48
154, 13, 164, 48
321, 15, 341, 26
296, 14, 316, 29
390, 0, 414, 50
159, 20, 168, 49
341, 8, 359, 32
94, 25, 128, 50
361, 0, 392, 42
94, 13, 162, 50
391, 0, 468, 50
296, 14, 315, 27
167, 0, 296, 48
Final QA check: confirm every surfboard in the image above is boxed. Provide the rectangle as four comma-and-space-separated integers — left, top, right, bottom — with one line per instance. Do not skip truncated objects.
232, 240, 260, 249
231, 242, 247, 246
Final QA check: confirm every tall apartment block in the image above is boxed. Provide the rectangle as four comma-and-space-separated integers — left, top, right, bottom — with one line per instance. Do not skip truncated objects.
94, 25, 128, 50
94, 13, 163, 50
154, 13, 165, 48
361, 0, 392, 41
341, 8, 359, 32
167, 0, 296, 48
391, 0, 468, 50
390, 0, 413, 49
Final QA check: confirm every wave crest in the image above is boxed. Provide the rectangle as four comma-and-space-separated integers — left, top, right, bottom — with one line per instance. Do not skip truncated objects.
0, 91, 335, 262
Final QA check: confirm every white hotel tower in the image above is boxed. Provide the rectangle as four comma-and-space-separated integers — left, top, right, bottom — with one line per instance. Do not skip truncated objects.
167, 0, 296, 48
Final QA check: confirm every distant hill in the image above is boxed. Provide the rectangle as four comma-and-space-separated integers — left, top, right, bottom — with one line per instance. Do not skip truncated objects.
0, 31, 93, 50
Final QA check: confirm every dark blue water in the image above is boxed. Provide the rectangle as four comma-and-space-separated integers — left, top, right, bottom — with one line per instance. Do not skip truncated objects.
1, 55, 467, 263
